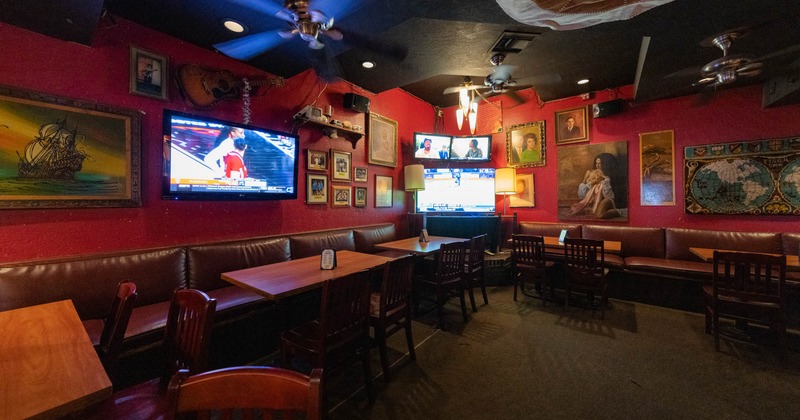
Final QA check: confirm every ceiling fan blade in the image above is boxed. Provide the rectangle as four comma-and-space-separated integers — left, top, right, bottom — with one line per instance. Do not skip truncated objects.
693, 84, 717, 107
665, 65, 702, 80
321, 28, 343, 41
514, 73, 562, 86
311, 0, 362, 21
214, 30, 288, 60
504, 89, 525, 105
756, 43, 800, 63
737, 62, 763, 76
229, 0, 294, 23
307, 43, 342, 82
278, 28, 298, 39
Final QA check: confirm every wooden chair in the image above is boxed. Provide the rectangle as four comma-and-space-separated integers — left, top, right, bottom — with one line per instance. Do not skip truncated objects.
370, 256, 416, 382
704, 251, 787, 355
83, 281, 138, 385
166, 366, 323, 420
511, 234, 553, 304
414, 240, 469, 331
85, 288, 217, 419
281, 270, 375, 406
563, 238, 609, 318
464, 234, 489, 312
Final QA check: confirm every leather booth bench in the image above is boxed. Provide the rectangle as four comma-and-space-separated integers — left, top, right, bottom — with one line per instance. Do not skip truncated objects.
0, 223, 400, 370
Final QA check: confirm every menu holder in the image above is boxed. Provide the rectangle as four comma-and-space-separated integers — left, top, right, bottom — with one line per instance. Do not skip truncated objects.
320, 248, 337, 270
419, 229, 430, 243
558, 229, 568, 244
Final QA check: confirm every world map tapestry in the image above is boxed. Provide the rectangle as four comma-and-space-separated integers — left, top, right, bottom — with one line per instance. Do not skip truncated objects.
684, 137, 800, 215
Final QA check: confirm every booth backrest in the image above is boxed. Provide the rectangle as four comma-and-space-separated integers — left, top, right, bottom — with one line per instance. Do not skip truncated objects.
518, 222, 582, 239
353, 224, 397, 254
665, 228, 783, 261
289, 229, 356, 259
187, 237, 292, 291
782, 232, 800, 256
0, 247, 186, 319
583, 225, 665, 258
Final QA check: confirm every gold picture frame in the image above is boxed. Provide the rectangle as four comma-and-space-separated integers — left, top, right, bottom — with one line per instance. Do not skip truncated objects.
331, 149, 351, 181
506, 121, 546, 168
306, 173, 328, 205
353, 166, 368, 182
555, 106, 588, 145
509, 173, 535, 207
354, 186, 367, 207
375, 174, 393, 208
331, 185, 351, 207
129, 46, 168, 101
307, 149, 328, 171
368, 112, 398, 167
640, 130, 675, 206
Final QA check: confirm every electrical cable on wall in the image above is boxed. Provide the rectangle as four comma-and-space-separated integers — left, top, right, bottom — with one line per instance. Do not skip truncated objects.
433, 106, 444, 133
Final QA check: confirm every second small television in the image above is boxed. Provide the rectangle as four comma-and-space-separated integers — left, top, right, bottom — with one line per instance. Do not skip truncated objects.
413, 132, 452, 160
449, 135, 491, 161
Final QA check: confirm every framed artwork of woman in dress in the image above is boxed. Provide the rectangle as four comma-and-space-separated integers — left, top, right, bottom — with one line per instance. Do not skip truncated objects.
368, 113, 398, 167
556, 141, 628, 221
506, 121, 545, 168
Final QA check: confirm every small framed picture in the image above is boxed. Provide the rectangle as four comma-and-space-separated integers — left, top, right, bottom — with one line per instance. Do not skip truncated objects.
306, 173, 328, 204
353, 166, 368, 182
509, 173, 535, 208
331, 149, 352, 181
555, 106, 589, 145
354, 186, 367, 207
375, 175, 393, 208
332, 185, 351, 207
307, 149, 328, 171
129, 46, 168, 101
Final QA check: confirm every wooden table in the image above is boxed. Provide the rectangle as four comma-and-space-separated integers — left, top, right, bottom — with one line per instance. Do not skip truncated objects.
374, 236, 467, 256
542, 236, 622, 254
221, 250, 393, 300
690, 247, 800, 269
0, 300, 112, 419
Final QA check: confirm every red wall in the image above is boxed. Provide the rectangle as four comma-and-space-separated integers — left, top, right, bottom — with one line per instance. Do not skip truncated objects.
2, 18, 799, 263
442, 85, 800, 233
0, 20, 434, 262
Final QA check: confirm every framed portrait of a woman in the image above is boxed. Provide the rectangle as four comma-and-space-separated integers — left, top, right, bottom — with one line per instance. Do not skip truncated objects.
506, 121, 545, 168
556, 141, 628, 221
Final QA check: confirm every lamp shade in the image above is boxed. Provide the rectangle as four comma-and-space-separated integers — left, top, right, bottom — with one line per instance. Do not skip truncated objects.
404, 164, 425, 191
495, 167, 516, 194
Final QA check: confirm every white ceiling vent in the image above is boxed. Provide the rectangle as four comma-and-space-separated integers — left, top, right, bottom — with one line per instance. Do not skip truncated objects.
489, 31, 540, 54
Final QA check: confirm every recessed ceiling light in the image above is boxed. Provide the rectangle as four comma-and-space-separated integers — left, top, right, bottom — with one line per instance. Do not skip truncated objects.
362, 61, 375, 69
223, 19, 246, 33
577, 78, 590, 85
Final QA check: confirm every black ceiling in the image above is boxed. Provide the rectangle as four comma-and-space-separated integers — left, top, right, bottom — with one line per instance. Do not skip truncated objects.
4, 0, 800, 108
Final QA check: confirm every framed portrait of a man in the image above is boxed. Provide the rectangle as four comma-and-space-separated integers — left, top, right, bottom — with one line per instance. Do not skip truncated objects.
555, 106, 588, 145
368, 113, 398, 167
506, 121, 545, 168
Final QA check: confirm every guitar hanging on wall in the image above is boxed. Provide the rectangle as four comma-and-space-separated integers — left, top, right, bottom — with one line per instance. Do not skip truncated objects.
175, 64, 285, 109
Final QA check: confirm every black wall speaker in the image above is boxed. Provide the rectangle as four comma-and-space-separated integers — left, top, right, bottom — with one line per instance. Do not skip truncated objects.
592, 99, 624, 118
343, 93, 370, 114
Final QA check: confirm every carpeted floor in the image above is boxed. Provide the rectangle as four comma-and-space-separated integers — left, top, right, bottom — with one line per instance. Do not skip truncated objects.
326, 285, 800, 420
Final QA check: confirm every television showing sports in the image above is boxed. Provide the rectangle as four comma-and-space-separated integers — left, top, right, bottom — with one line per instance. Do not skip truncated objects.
416, 168, 496, 213
413, 132, 452, 160
450, 135, 491, 161
162, 110, 299, 200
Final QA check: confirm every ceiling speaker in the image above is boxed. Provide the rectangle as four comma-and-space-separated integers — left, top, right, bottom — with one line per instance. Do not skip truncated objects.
592, 99, 624, 118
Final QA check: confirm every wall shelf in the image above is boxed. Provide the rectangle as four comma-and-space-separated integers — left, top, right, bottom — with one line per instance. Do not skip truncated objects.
294, 117, 364, 149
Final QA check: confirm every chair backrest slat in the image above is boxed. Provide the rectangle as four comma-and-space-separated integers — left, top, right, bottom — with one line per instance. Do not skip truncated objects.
380, 257, 414, 317
435, 241, 467, 284
163, 288, 216, 383
512, 234, 547, 268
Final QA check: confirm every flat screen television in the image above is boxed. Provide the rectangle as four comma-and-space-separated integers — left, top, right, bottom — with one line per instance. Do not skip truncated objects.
413, 132, 452, 160
449, 135, 491, 161
415, 168, 496, 213
162, 110, 299, 200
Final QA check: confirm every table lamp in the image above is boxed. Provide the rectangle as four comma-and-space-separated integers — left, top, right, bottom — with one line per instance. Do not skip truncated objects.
495, 167, 516, 215
404, 164, 425, 212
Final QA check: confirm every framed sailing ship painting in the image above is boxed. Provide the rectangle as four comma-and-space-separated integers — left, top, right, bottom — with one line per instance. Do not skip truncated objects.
0, 85, 141, 208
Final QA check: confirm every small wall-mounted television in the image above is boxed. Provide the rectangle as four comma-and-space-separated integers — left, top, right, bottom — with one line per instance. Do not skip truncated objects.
449, 135, 491, 162
413, 132, 452, 160
415, 168, 496, 213
162, 110, 299, 201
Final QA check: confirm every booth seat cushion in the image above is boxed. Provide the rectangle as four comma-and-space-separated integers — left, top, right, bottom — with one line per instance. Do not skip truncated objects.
353, 224, 397, 254
187, 237, 291, 291
582, 225, 665, 259
518, 222, 582, 239
624, 256, 713, 281
120, 300, 173, 352
665, 228, 782, 261
204, 285, 269, 319
289, 229, 356, 259
0, 247, 186, 320
603, 254, 625, 270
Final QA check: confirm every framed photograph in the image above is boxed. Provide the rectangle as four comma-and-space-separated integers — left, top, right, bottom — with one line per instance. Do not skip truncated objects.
353, 166, 368, 182
368, 113, 398, 167
129, 46, 168, 101
354, 186, 367, 207
555, 106, 588, 145
509, 173, 535, 207
506, 121, 546, 168
0, 85, 141, 209
331, 149, 352, 181
640, 130, 675, 206
306, 173, 328, 204
556, 140, 628, 221
331, 185, 351, 207
307, 149, 328, 171
375, 175, 393, 208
